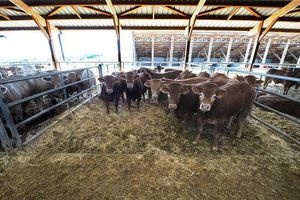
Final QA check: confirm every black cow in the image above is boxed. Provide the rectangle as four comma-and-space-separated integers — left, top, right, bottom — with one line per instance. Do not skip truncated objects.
98, 75, 126, 114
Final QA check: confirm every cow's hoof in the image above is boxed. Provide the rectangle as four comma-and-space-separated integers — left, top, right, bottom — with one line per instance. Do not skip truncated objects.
211, 146, 218, 152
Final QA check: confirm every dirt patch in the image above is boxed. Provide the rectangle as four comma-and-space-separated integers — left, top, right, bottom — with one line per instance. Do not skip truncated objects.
0, 100, 299, 200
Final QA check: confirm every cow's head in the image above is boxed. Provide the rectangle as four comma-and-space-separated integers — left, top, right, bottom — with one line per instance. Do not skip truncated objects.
198, 71, 210, 78
160, 82, 190, 110
144, 79, 166, 100
98, 75, 118, 94
234, 75, 263, 88
120, 71, 139, 89
192, 82, 226, 112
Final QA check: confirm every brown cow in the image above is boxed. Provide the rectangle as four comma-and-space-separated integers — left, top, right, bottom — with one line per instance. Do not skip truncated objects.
263, 68, 298, 95
234, 75, 264, 88
176, 70, 197, 80
98, 75, 126, 114
210, 73, 231, 82
198, 71, 210, 78
145, 76, 209, 100
138, 67, 182, 79
257, 95, 300, 118
192, 81, 255, 151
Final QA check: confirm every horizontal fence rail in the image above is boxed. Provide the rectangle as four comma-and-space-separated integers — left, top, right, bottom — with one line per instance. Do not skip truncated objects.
0, 65, 103, 152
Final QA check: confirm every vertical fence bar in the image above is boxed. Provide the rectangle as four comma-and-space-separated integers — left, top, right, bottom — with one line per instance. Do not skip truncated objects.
98, 64, 103, 79
59, 72, 69, 110
0, 119, 13, 152
0, 92, 22, 148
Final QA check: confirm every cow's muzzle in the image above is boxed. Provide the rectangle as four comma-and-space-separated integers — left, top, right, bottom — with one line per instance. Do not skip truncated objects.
200, 103, 211, 112
106, 89, 113, 94
127, 83, 134, 88
169, 104, 177, 110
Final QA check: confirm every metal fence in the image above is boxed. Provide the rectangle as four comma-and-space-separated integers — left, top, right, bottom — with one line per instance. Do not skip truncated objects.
0, 61, 299, 152
0, 64, 103, 152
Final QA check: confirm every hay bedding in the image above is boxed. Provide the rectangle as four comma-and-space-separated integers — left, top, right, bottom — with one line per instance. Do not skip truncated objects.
0, 99, 299, 200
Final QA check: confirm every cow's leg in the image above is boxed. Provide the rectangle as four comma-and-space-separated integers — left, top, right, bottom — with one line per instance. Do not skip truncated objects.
142, 92, 145, 103
127, 99, 131, 112
212, 118, 224, 152
193, 117, 204, 144
147, 89, 152, 101
236, 120, 245, 138
137, 98, 141, 111
226, 116, 234, 129
114, 96, 120, 114
105, 101, 110, 114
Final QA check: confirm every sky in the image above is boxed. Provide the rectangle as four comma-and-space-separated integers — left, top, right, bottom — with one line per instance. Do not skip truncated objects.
0, 30, 134, 62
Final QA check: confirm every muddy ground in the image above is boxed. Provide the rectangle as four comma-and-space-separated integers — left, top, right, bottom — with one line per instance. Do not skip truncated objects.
0, 99, 299, 200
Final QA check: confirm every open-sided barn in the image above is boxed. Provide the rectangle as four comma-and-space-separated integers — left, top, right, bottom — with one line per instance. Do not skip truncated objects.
0, 0, 300, 199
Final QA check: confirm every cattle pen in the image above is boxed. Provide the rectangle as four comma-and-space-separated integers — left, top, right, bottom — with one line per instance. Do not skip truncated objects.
1, 0, 300, 200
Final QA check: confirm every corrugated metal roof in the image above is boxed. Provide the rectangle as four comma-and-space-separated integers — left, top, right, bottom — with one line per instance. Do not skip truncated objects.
121, 19, 187, 27
0, 20, 37, 27
51, 19, 114, 27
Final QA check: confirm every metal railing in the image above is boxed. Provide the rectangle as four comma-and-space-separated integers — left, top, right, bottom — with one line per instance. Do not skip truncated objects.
0, 64, 103, 152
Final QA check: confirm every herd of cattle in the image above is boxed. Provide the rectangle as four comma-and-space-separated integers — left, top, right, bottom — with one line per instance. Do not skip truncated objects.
0, 69, 95, 123
0, 65, 299, 150
100, 67, 291, 151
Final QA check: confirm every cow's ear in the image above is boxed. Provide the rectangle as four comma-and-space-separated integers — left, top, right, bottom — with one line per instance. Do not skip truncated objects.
0, 86, 7, 94
192, 86, 201, 94
160, 85, 169, 93
181, 86, 190, 95
256, 80, 264, 86
216, 89, 227, 99
144, 81, 151, 87
98, 77, 104, 82
119, 74, 126, 80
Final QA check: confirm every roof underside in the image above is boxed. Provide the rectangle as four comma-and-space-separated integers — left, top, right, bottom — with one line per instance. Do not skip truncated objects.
0, 0, 299, 33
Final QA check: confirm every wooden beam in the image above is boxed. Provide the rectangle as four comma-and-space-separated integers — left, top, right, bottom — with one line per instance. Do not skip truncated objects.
119, 6, 142, 16
244, 7, 262, 18
0, 12, 10, 20
80, 6, 112, 16
46, 20, 59, 69
2, 7, 25, 14
161, 6, 189, 17
151, 36, 155, 67
71, 6, 81, 19
249, 21, 263, 70
9, 0, 46, 26
198, 7, 225, 16
256, 0, 300, 41
287, 8, 300, 14
0, 1, 290, 8
47, 6, 65, 17
32, 17, 49, 40
106, 0, 121, 69
227, 7, 240, 20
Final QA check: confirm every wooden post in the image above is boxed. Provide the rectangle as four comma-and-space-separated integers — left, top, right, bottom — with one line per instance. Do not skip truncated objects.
58, 31, 65, 62
46, 20, 59, 70
151, 36, 154, 67
262, 38, 272, 63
